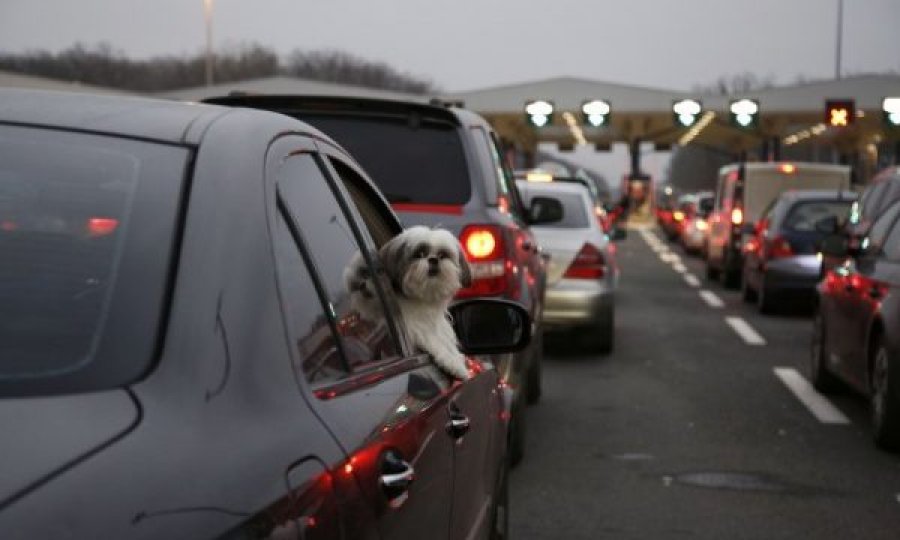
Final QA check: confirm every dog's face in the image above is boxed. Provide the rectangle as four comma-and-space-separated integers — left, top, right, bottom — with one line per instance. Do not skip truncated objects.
380, 226, 472, 303
343, 251, 384, 321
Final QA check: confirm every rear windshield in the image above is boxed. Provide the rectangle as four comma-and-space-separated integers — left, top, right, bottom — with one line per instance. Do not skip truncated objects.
0, 125, 187, 393
782, 200, 853, 233
306, 115, 471, 205
522, 189, 590, 229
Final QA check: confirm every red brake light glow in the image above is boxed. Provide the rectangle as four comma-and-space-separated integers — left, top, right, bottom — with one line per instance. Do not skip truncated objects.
780, 163, 796, 174
730, 207, 744, 226
767, 236, 794, 259
462, 227, 500, 260
87, 217, 119, 237
457, 224, 510, 298
563, 243, 606, 279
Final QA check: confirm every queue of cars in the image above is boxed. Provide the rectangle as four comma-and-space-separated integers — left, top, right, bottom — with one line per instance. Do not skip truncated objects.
0, 88, 625, 537
661, 161, 900, 452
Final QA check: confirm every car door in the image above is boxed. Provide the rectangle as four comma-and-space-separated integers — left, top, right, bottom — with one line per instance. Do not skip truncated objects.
320, 146, 505, 540
836, 201, 900, 388
270, 138, 462, 540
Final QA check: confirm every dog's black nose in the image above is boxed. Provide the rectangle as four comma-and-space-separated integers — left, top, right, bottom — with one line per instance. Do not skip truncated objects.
428, 256, 439, 266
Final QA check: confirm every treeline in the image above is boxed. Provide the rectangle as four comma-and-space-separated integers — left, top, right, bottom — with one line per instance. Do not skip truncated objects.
0, 42, 439, 94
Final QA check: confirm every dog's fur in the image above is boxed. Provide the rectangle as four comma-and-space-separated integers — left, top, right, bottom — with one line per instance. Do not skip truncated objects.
379, 226, 472, 379
343, 251, 386, 323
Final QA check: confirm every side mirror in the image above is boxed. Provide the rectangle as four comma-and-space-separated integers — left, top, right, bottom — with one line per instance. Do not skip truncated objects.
815, 215, 840, 235
528, 196, 564, 225
449, 299, 532, 355
610, 227, 627, 241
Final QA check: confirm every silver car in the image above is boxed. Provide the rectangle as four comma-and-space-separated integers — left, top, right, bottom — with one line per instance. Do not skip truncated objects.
517, 180, 620, 352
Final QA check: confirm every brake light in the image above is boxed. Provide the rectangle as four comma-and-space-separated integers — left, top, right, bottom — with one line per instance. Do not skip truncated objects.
87, 217, 119, 237
767, 235, 794, 259
695, 219, 708, 231
673, 211, 685, 222
458, 224, 510, 298
497, 195, 510, 214
780, 163, 796, 174
563, 243, 606, 279
731, 207, 743, 226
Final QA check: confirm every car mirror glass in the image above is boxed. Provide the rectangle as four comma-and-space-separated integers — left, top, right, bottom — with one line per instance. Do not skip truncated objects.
449, 299, 531, 355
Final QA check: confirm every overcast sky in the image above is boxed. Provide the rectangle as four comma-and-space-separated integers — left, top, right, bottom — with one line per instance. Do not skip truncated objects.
1, 0, 897, 92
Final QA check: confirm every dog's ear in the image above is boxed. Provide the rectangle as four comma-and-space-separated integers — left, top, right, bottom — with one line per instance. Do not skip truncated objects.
379, 234, 408, 289
457, 243, 473, 288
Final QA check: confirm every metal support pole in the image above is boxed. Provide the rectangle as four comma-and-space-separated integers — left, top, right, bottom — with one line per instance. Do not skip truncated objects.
204, 0, 214, 86
835, 0, 843, 80
629, 138, 642, 177
771, 137, 781, 161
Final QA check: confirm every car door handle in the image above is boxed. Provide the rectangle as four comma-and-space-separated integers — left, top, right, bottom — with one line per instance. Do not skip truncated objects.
380, 450, 414, 508
446, 410, 471, 439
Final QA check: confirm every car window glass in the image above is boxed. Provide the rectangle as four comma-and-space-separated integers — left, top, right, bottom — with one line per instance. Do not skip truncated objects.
276, 153, 400, 382
520, 190, 589, 229
305, 115, 471, 205
865, 199, 900, 254
782, 201, 853, 233
489, 132, 529, 221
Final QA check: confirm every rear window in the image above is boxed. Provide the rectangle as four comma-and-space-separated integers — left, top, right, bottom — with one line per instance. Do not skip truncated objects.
0, 125, 187, 395
306, 115, 471, 205
782, 200, 853, 233
521, 188, 589, 229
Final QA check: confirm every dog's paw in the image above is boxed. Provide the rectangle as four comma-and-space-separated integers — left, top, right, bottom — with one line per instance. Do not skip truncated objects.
433, 353, 470, 380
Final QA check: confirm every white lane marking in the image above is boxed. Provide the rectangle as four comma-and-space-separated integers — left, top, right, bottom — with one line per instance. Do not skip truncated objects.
699, 290, 725, 308
659, 252, 680, 263
672, 262, 687, 273
773, 367, 851, 424
725, 316, 767, 345
684, 274, 701, 287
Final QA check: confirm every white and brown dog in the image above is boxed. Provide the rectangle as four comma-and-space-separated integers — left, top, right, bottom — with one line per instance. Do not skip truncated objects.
379, 226, 472, 379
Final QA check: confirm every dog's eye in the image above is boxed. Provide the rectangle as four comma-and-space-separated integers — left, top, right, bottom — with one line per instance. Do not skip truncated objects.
413, 247, 428, 259
437, 250, 450, 259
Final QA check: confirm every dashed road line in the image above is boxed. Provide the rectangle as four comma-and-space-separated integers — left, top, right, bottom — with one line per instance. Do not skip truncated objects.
672, 262, 687, 273
683, 274, 701, 287
725, 316, 767, 345
773, 367, 851, 424
699, 290, 725, 308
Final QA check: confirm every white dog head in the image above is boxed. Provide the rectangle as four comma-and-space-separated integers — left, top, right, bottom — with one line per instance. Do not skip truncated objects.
380, 226, 472, 304
343, 251, 385, 322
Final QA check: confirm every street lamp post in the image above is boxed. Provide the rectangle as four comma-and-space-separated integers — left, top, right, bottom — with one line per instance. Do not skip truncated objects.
203, 0, 214, 86
835, 0, 843, 80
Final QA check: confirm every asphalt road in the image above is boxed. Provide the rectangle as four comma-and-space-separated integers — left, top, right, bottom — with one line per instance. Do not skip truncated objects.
510, 225, 900, 540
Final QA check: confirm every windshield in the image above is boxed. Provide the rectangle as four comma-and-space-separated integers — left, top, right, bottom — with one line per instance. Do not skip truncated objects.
782, 200, 853, 233
306, 115, 471, 205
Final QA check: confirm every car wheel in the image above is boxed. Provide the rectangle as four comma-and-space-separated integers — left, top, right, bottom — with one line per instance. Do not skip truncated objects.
810, 309, 839, 393
757, 277, 778, 314
508, 398, 526, 467
871, 337, 900, 451
583, 306, 614, 354
706, 261, 720, 281
526, 327, 543, 405
489, 459, 509, 540
740, 268, 757, 303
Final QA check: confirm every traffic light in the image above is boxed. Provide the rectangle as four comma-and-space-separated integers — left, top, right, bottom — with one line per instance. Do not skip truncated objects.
729, 99, 759, 129
883, 97, 900, 129
825, 99, 855, 127
582, 99, 611, 127
672, 99, 702, 127
525, 100, 554, 128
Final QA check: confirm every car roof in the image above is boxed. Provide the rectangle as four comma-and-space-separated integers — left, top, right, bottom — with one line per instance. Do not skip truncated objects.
516, 179, 592, 197
0, 88, 236, 145
778, 189, 858, 201
204, 94, 468, 128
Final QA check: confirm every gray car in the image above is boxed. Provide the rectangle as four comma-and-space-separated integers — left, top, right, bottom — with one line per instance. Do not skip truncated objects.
516, 180, 620, 352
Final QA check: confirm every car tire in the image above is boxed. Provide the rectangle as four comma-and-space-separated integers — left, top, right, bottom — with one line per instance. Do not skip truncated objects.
526, 327, 543, 405
741, 268, 757, 303
757, 277, 778, 314
810, 309, 839, 393
489, 459, 510, 540
871, 336, 900, 451
705, 261, 720, 281
583, 307, 614, 354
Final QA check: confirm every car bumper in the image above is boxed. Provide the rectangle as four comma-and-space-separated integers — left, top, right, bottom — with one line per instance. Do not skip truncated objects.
542, 278, 614, 329
683, 229, 706, 249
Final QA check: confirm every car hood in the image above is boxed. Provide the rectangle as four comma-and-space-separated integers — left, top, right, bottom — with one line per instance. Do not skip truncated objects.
0, 389, 139, 507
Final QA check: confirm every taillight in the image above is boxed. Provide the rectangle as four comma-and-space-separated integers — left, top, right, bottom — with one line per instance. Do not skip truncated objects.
730, 207, 743, 226
673, 210, 685, 222
695, 219, 709, 231
87, 217, 119, 237
563, 243, 606, 279
766, 235, 794, 259
458, 225, 509, 297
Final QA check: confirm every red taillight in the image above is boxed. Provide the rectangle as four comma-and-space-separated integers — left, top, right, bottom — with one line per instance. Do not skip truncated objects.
767, 235, 794, 259
457, 225, 510, 298
730, 207, 743, 226
87, 217, 119, 237
563, 243, 606, 279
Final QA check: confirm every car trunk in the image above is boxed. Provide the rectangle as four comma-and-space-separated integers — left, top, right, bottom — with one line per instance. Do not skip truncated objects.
530, 227, 591, 285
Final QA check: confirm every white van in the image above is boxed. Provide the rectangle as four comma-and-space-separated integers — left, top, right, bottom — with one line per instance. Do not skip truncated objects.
705, 162, 851, 287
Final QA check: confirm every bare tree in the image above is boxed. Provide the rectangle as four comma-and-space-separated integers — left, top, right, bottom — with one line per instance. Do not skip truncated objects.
692, 71, 775, 95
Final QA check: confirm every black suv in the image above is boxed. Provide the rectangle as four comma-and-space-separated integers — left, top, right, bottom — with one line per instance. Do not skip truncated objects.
206, 95, 550, 465
0, 89, 529, 539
